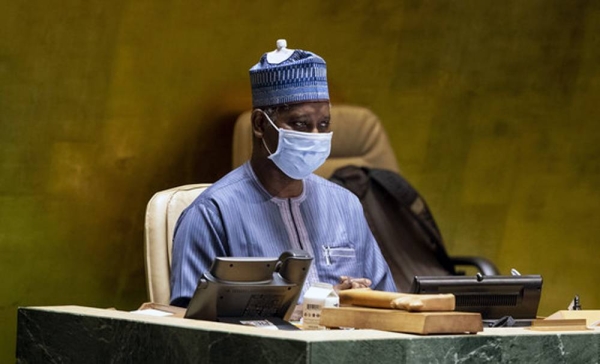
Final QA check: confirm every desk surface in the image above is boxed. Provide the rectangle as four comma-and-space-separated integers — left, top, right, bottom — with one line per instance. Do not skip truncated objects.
17, 305, 600, 363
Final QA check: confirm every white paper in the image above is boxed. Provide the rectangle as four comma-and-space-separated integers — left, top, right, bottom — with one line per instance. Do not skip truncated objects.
130, 308, 173, 317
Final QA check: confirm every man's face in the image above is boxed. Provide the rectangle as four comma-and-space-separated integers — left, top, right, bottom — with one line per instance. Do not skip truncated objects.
253, 101, 331, 164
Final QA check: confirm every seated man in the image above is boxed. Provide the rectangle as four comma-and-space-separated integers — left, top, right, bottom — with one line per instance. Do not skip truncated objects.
170, 42, 397, 307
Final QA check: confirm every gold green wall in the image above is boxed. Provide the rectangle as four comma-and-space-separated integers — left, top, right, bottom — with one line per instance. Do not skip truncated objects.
2, 0, 599, 360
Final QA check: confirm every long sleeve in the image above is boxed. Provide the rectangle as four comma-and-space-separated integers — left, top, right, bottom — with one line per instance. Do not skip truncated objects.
169, 201, 226, 306
357, 212, 397, 292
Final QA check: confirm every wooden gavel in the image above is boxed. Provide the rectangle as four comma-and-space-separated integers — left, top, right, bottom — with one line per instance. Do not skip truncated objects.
338, 288, 455, 312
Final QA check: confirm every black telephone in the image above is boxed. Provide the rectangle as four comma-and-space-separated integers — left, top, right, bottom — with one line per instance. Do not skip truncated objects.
184, 250, 313, 326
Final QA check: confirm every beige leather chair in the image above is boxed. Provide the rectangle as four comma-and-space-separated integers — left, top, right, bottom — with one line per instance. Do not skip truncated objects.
143, 105, 496, 302
232, 104, 400, 177
144, 183, 211, 304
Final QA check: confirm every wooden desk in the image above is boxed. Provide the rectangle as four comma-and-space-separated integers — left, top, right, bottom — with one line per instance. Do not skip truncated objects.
16, 306, 600, 363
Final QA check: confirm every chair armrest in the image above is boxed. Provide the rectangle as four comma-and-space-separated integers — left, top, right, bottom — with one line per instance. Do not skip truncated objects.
450, 256, 500, 276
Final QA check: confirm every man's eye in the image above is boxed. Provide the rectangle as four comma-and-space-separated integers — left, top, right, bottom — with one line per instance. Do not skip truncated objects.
293, 122, 308, 129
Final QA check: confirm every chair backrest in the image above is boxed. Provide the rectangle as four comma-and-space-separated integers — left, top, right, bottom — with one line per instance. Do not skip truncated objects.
232, 104, 400, 177
144, 183, 211, 304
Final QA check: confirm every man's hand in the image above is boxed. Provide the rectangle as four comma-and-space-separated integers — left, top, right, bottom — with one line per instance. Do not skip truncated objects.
334, 275, 372, 292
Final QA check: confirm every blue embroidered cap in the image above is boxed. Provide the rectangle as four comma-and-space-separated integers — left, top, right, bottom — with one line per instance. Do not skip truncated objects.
249, 48, 329, 108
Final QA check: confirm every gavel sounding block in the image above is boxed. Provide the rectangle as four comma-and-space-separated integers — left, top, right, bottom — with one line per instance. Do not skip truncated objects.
319, 289, 483, 334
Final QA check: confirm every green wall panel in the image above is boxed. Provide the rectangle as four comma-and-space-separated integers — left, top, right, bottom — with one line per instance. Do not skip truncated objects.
2, 1, 599, 361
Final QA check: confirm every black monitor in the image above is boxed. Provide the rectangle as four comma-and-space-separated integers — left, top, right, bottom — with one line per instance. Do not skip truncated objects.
410, 274, 543, 326
184, 250, 313, 327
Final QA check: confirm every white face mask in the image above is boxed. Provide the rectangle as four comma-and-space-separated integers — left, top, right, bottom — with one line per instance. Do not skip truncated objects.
260, 110, 333, 180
